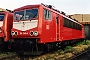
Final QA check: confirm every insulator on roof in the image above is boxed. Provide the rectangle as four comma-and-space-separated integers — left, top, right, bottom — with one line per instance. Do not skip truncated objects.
68, 16, 71, 18
41, 3, 70, 17
61, 11, 66, 15
41, 3, 61, 13
73, 19, 78, 22
48, 5, 52, 9
41, 3, 53, 9
6, 9, 13, 12
41, 3, 46, 6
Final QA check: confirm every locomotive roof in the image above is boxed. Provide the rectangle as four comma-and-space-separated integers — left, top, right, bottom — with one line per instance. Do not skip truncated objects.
14, 4, 40, 11
0, 12, 11, 14
14, 4, 83, 26
41, 4, 82, 25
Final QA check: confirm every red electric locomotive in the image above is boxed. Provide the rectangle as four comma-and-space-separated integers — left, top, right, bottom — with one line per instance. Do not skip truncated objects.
0, 11, 13, 50
11, 3, 84, 55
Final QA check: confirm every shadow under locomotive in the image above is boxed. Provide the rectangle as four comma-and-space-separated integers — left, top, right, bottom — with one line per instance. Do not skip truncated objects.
13, 38, 61, 55
12, 38, 84, 55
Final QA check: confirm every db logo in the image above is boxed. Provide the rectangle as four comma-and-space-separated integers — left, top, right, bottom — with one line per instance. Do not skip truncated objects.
46, 25, 49, 29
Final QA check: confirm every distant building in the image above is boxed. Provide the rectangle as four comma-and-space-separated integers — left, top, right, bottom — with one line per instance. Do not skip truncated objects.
0, 8, 8, 12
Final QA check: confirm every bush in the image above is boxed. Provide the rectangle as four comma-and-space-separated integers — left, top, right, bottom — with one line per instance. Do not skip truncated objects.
75, 40, 90, 46
83, 40, 89, 45
65, 46, 72, 50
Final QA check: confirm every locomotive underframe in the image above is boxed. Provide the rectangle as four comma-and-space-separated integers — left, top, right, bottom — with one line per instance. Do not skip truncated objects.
0, 38, 4, 50
12, 38, 84, 55
0, 38, 10, 51
13, 38, 43, 55
13, 38, 62, 55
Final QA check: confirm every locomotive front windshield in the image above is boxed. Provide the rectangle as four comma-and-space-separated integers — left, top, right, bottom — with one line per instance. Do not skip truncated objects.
0, 14, 4, 21
14, 8, 38, 20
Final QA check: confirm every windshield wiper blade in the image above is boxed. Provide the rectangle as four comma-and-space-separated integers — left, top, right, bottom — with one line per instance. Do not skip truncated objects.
32, 14, 37, 18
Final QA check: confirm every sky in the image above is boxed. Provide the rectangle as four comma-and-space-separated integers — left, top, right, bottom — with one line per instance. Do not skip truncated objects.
0, 0, 90, 14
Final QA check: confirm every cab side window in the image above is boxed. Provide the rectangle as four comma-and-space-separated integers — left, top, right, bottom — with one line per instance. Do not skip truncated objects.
63, 17, 82, 30
44, 9, 51, 20
56, 15, 59, 24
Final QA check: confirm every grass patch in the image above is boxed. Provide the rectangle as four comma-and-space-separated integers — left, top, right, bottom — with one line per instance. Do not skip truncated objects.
75, 40, 90, 46
64, 46, 75, 53
65, 46, 72, 50
83, 40, 90, 45
75, 42, 83, 46
64, 40, 90, 53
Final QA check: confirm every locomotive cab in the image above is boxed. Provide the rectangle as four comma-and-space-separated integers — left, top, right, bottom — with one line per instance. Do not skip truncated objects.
11, 5, 43, 55
12, 8, 39, 37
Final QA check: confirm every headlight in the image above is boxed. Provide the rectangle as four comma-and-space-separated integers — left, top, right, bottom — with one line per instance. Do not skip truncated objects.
33, 31, 38, 36
15, 31, 18, 36
30, 31, 33, 36
11, 31, 15, 36
11, 31, 18, 36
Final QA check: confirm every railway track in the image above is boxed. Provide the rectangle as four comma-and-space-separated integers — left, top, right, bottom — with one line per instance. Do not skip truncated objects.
0, 53, 18, 60
0, 45, 89, 60
0, 52, 41, 60
0, 48, 89, 60
17, 45, 90, 60
67, 47, 90, 60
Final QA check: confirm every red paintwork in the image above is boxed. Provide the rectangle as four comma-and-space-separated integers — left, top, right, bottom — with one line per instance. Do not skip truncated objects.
0, 12, 13, 42
12, 4, 84, 44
